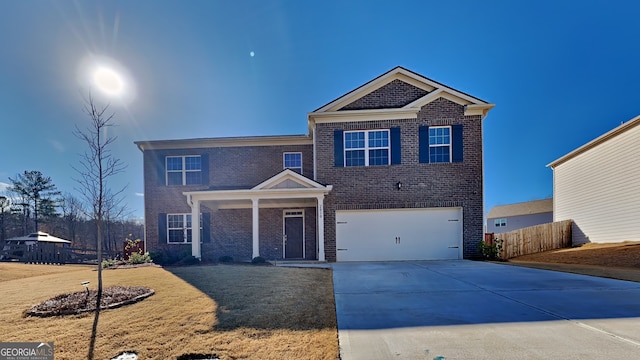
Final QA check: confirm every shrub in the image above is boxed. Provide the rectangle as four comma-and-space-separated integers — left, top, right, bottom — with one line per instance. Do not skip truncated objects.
101, 258, 117, 269
177, 255, 200, 265
218, 255, 234, 263
479, 238, 503, 261
251, 256, 266, 264
149, 249, 192, 266
149, 250, 168, 265
127, 251, 152, 265
123, 236, 145, 260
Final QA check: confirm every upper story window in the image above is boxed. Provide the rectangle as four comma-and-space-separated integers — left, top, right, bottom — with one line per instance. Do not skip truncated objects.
344, 129, 390, 167
429, 126, 451, 163
419, 125, 463, 164
494, 218, 507, 228
283, 152, 302, 174
166, 155, 201, 185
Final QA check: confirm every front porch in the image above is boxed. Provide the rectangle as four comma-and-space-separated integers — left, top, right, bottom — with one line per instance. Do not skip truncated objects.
184, 169, 332, 261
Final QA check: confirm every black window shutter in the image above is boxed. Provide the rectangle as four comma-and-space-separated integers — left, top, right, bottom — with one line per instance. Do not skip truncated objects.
390, 127, 401, 165
334, 130, 344, 167
452, 125, 463, 163
418, 126, 430, 163
200, 153, 209, 185
202, 212, 211, 243
156, 153, 166, 186
158, 213, 167, 243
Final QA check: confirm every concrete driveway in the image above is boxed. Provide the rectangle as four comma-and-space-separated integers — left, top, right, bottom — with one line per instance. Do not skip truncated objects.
332, 260, 640, 359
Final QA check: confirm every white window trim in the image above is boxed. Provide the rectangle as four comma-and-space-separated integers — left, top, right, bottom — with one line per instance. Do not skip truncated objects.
166, 155, 202, 186
283, 152, 303, 173
344, 129, 390, 167
494, 218, 507, 228
429, 126, 452, 163
166, 213, 202, 244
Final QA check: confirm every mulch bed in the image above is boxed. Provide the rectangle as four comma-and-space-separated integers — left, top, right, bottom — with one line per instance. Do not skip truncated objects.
25, 286, 154, 317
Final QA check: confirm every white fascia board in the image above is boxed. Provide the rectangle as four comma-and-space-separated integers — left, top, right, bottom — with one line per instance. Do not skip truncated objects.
403, 89, 490, 112
253, 169, 327, 190
134, 135, 312, 151
547, 114, 640, 168
464, 103, 496, 117
215, 198, 318, 210
185, 186, 333, 202
315, 68, 436, 113
403, 89, 447, 108
309, 108, 419, 125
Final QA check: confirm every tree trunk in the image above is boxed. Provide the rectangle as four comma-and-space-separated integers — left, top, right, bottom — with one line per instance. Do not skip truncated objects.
88, 220, 102, 360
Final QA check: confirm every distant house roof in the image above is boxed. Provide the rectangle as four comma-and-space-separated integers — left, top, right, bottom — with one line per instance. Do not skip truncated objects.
548, 115, 640, 168
487, 199, 553, 219
6, 231, 71, 244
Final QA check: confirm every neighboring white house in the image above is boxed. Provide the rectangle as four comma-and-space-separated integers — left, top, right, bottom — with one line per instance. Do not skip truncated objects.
486, 198, 553, 233
548, 115, 640, 245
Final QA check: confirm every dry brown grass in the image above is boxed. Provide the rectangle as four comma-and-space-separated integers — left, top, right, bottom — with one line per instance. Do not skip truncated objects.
508, 241, 640, 282
0, 262, 88, 282
0, 263, 338, 360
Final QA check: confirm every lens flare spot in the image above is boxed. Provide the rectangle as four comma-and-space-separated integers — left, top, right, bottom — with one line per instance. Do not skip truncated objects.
93, 67, 125, 96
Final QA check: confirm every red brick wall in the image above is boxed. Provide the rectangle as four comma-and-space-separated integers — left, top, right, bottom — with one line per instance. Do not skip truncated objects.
316, 98, 484, 260
340, 79, 429, 110
142, 143, 314, 259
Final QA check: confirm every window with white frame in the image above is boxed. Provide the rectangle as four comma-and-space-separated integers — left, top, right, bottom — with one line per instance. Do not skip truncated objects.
344, 129, 389, 167
494, 218, 507, 228
167, 214, 202, 243
283, 152, 302, 173
166, 155, 202, 185
429, 126, 452, 163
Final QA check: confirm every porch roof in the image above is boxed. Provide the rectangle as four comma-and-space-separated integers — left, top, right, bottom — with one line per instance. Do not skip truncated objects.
183, 169, 332, 207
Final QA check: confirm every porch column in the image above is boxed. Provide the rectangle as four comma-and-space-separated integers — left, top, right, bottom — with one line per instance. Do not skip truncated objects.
191, 198, 201, 259
252, 198, 260, 258
316, 195, 325, 262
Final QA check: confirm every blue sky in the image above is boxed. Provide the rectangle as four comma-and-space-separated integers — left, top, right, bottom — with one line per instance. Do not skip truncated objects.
1, 0, 639, 220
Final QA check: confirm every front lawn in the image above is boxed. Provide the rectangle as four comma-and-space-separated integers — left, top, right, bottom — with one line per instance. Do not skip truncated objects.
0, 262, 338, 360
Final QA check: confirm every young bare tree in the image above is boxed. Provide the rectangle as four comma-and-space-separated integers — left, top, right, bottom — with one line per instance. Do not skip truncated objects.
59, 193, 85, 247
73, 95, 126, 360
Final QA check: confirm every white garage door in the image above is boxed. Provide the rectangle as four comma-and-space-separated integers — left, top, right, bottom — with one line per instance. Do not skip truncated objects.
336, 207, 463, 261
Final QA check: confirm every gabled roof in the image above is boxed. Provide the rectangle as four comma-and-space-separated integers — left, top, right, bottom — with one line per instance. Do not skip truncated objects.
487, 198, 553, 219
547, 115, 640, 168
7, 231, 71, 244
183, 168, 333, 206
135, 134, 311, 152
308, 66, 494, 127
252, 169, 328, 190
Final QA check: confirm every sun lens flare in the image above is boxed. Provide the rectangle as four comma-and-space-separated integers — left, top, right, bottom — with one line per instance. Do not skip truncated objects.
93, 66, 125, 96
78, 54, 136, 104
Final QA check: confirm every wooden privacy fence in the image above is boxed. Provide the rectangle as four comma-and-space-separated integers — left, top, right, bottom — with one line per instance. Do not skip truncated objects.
492, 219, 572, 259
22, 243, 73, 264
1, 243, 119, 265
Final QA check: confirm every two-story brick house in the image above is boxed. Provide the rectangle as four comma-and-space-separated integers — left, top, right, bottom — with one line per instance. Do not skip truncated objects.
135, 66, 494, 262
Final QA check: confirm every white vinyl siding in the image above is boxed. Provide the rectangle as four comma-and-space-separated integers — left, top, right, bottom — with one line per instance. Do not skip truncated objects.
553, 123, 640, 244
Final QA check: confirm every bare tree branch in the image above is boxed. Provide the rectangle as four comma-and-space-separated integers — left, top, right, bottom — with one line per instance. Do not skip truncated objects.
72, 94, 127, 360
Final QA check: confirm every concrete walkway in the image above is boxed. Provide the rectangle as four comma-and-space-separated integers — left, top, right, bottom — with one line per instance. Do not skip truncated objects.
332, 260, 640, 359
